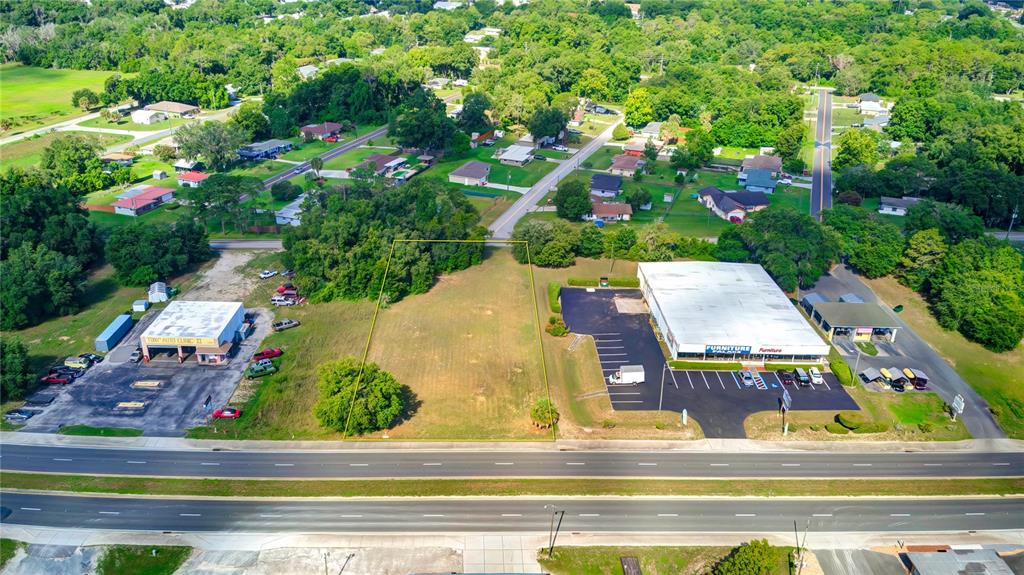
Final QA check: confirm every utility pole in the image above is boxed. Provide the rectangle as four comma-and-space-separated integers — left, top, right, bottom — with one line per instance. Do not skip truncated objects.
1006, 199, 1020, 241
545, 505, 565, 558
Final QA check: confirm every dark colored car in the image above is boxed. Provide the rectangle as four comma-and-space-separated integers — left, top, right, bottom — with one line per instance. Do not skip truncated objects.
534, 154, 547, 161
253, 348, 283, 362
4, 409, 37, 422
777, 370, 794, 385
213, 408, 242, 419
890, 380, 906, 392
79, 353, 104, 364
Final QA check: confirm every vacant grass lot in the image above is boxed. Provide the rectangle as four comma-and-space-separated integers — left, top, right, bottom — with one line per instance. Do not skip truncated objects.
78, 116, 187, 132
0, 63, 118, 131
227, 160, 294, 180
540, 545, 794, 575
0, 131, 132, 170
425, 137, 558, 187
281, 137, 344, 161
321, 145, 398, 170
866, 275, 1024, 438
96, 545, 191, 575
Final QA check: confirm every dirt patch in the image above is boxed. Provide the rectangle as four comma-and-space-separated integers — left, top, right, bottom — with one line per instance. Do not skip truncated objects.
181, 250, 270, 302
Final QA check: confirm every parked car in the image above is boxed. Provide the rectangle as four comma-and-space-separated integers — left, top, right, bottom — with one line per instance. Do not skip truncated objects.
253, 348, 283, 362
534, 154, 547, 161
49, 366, 81, 378
281, 269, 295, 278
271, 296, 297, 306
777, 370, 795, 385
253, 358, 274, 369
808, 367, 825, 385
324, 136, 338, 142
79, 353, 103, 364
4, 409, 36, 422
246, 363, 278, 378
129, 347, 143, 363
64, 356, 90, 369
552, 144, 569, 152
259, 270, 278, 279
778, 177, 792, 185
793, 368, 811, 387
890, 379, 906, 392
272, 319, 300, 332
482, 139, 495, 146
739, 371, 755, 386
212, 408, 242, 419
40, 374, 71, 385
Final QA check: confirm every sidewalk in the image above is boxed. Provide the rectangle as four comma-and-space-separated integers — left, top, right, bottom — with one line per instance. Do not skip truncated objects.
3, 431, 1020, 453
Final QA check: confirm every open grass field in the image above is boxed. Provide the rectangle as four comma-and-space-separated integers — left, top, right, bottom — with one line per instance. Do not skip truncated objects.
281, 137, 344, 161
422, 136, 558, 188
714, 146, 761, 160
0, 131, 132, 170
831, 107, 866, 127
96, 545, 191, 575
0, 64, 118, 132
88, 201, 185, 231
465, 193, 515, 228
322, 145, 398, 170
227, 160, 294, 180
583, 146, 620, 170
77, 115, 187, 132
540, 545, 794, 575
865, 275, 1024, 438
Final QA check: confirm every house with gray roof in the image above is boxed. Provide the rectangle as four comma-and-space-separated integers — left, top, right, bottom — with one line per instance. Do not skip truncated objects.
699, 187, 769, 222
448, 161, 491, 186
741, 168, 778, 193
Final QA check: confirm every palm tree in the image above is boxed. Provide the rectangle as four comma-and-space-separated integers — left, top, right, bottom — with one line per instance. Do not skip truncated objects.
310, 156, 323, 179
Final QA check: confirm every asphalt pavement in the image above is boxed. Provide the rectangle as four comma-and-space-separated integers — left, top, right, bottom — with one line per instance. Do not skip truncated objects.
2, 443, 1020, 479
260, 125, 388, 189
2, 493, 1018, 533
810, 88, 833, 220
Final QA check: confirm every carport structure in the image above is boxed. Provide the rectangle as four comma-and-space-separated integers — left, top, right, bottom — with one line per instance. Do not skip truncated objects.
808, 302, 900, 343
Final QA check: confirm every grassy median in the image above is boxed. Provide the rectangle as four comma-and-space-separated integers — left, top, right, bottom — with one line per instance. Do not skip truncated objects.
2, 473, 1020, 498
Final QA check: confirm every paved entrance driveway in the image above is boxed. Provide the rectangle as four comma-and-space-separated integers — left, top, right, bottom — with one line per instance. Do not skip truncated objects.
561, 288, 858, 438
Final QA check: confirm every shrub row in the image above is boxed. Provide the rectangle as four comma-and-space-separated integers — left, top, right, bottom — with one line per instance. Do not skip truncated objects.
825, 422, 849, 434
828, 347, 854, 386
566, 277, 640, 288
547, 282, 561, 313
669, 361, 744, 371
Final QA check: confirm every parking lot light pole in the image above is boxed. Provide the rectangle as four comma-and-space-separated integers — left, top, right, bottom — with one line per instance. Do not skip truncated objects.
851, 344, 863, 382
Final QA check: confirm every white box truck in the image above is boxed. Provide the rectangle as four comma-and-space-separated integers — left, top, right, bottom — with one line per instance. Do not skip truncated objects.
608, 365, 645, 386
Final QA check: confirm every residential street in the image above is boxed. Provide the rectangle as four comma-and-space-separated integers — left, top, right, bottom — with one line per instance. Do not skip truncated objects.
260, 125, 388, 189
810, 88, 833, 220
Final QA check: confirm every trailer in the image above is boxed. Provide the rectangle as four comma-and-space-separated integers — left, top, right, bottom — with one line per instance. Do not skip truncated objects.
608, 365, 645, 386
95, 314, 135, 352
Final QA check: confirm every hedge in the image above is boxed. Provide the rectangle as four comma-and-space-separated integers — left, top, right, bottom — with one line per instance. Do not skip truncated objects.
825, 422, 850, 434
669, 361, 744, 371
547, 282, 561, 313
828, 347, 854, 386
567, 277, 640, 288
836, 411, 866, 430
852, 422, 889, 434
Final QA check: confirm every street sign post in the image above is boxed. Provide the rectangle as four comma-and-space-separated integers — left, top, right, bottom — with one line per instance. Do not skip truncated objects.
951, 394, 965, 421
781, 388, 792, 434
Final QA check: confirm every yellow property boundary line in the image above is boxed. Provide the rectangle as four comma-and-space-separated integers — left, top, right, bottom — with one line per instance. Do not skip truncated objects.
342, 239, 556, 441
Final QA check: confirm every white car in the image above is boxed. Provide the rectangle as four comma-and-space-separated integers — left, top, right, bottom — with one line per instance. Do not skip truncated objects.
259, 270, 277, 279
552, 145, 569, 152
778, 177, 792, 185
808, 367, 825, 385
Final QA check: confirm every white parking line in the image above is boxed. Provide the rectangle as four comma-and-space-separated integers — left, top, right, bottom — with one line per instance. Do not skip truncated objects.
685, 371, 694, 389
890, 513, 910, 517
260, 514, 282, 518
422, 463, 442, 466
731, 371, 740, 389
125, 461, 147, 464
596, 339, 622, 343
274, 463, 294, 467
852, 463, 872, 467
608, 391, 641, 395
349, 463, 368, 467
423, 514, 445, 517
179, 513, 202, 517
992, 462, 1010, 466
98, 511, 120, 515
965, 512, 986, 516
566, 462, 586, 466
610, 400, 644, 404
709, 463, 730, 467
53, 458, 73, 462
602, 367, 618, 372
494, 462, 514, 466
579, 513, 600, 517
200, 462, 220, 466
781, 463, 801, 467
735, 513, 756, 517
700, 371, 709, 389
600, 359, 631, 364
599, 353, 628, 356
597, 346, 625, 350
657, 513, 678, 517
923, 463, 942, 467
812, 513, 833, 517
341, 514, 363, 518
593, 333, 621, 336
823, 379, 832, 390
637, 462, 658, 466
715, 371, 725, 389
501, 513, 523, 517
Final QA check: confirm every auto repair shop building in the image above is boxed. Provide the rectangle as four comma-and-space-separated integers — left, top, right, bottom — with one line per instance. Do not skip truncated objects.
637, 261, 829, 363
140, 301, 246, 364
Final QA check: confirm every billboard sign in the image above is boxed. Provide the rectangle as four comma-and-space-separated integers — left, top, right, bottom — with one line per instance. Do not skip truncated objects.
952, 394, 965, 415
705, 345, 751, 355
782, 388, 792, 412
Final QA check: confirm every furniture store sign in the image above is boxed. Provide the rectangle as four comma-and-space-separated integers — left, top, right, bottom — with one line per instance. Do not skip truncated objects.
705, 345, 752, 355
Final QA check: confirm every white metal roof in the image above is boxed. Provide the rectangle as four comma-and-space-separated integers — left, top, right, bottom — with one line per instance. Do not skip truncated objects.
499, 144, 534, 163
142, 301, 244, 341
638, 261, 828, 353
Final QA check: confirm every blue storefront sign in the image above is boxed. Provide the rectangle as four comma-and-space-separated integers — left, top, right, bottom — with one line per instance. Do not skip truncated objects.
705, 345, 752, 355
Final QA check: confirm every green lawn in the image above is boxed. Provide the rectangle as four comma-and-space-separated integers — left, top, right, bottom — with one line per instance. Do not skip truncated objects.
769, 186, 811, 212
831, 107, 866, 127
583, 146, 620, 170
0, 63, 120, 132
281, 138, 344, 161
424, 138, 557, 188
322, 146, 398, 170
0, 131, 132, 170
88, 202, 184, 231
715, 146, 760, 160
1, 539, 19, 570
96, 545, 191, 575
78, 116, 188, 132
540, 545, 794, 575
227, 160, 294, 180
861, 197, 906, 229
59, 425, 144, 437
535, 148, 572, 160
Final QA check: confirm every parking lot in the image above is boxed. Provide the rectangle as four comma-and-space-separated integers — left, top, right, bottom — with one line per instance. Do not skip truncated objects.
561, 288, 858, 438
19, 308, 273, 436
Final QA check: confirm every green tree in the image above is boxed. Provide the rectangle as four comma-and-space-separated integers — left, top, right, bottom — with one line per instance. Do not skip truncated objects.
553, 179, 591, 220
824, 205, 904, 279
227, 101, 270, 141
712, 539, 781, 575
624, 88, 654, 127
457, 92, 492, 134
40, 134, 110, 195
612, 123, 630, 141
577, 224, 605, 258
105, 219, 212, 285
899, 228, 947, 292
71, 88, 99, 110
624, 187, 652, 210
528, 106, 568, 142
643, 139, 658, 162
774, 121, 804, 161
530, 398, 559, 427
174, 120, 248, 170
833, 129, 880, 171
574, 67, 609, 100
904, 200, 983, 243
391, 91, 457, 152
0, 338, 31, 402
270, 180, 303, 202
309, 156, 323, 179
0, 242, 85, 330
313, 357, 406, 435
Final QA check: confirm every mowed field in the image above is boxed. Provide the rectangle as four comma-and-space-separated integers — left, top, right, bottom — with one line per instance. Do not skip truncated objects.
0, 131, 132, 170
0, 64, 117, 132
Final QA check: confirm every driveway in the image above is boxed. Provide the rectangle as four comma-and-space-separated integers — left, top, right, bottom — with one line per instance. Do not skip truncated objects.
808, 265, 1005, 438
560, 288, 857, 438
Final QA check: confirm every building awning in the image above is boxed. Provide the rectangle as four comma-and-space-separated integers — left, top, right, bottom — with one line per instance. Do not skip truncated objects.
196, 341, 233, 355
813, 302, 899, 329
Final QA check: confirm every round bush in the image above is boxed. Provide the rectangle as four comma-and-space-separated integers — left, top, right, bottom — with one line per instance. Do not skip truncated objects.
825, 422, 850, 434
836, 411, 866, 430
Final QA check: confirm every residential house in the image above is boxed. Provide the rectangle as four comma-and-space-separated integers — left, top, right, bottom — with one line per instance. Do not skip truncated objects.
609, 154, 645, 177
238, 139, 293, 160
143, 101, 199, 118
469, 129, 495, 148
590, 173, 622, 198
496, 144, 534, 167
299, 122, 342, 140
741, 169, 778, 194
130, 110, 167, 125
740, 154, 782, 177
177, 171, 210, 188
622, 141, 647, 157
625, 2, 642, 19
587, 198, 633, 223
275, 194, 306, 226
433, 1, 463, 9
878, 196, 922, 216
351, 154, 405, 176
297, 64, 319, 80
568, 108, 585, 127
863, 113, 890, 132
639, 121, 662, 139
453, 79, 468, 87
425, 77, 450, 89
113, 186, 175, 217
699, 187, 769, 222
100, 153, 135, 171
473, 46, 493, 63
857, 93, 887, 116
448, 161, 491, 186
463, 31, 486, 43
173, 158, 201, 173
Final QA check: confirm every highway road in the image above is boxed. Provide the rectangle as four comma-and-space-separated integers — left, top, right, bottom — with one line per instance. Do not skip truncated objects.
488, 118, 620, 239
260, 126, 388, 189
2, 444, 1021, 479
810, 88, 833, 221
2, 492, 1019, 533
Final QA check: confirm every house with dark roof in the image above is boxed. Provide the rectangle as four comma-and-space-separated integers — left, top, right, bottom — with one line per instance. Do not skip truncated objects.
586, 198, 632, 223
740, 155, 782, 176
299, 122, 342, 140
448, 160, 491, 186
741, 168, 778, 194
878, 196, 922, 216
590, 173, 622, 198
238, 139, 293, 160
699, 187, 769, 222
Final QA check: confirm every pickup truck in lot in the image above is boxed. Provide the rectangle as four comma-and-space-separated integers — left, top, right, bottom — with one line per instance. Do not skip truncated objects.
272, 319, 301, 332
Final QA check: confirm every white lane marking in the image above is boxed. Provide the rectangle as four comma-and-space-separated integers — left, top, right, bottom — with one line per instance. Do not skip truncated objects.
274, 463, 294, 467
781, 463, 801, 467
890, 513, 910, 517
709, 463, 730, 467
423, 514, 445, 517
349, 463, 368, 467
657, 513, 678, 517
566, 462, 586, 466
125, 460, 147, 464
965, 512, 986, 516
593, 333, 621, 336
494, 462, 514, 466
637, 462, 658, 466
852, 463, 872, 467
923, 463, 943, 467
341, 514, 363, 518
501, 513, 522, 517
992, 462, 1010, 466
596, 339, 622, 343
422, 463, 442, 466
700, 371, 709, 389
812, 514, 833, 517
179, 513, 202, 517
716, 371, 725, 389
735, 513, 756, 517
579, 513, 600, 517
610, 400, 644, 403
20, 507, 41, 511
685, 371, 693, 389
260, 514, 282, 518
200, 462, 220, 466
98, 511, 119, 515
53, 458, 73, 462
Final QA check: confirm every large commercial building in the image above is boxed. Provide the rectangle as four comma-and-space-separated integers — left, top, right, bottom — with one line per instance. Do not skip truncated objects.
637, 262, 829, 363
140, 301, 246, 364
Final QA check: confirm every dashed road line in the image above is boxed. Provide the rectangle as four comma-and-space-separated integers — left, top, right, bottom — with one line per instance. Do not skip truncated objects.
179, 513, 201, 517
19, 507, 41, 511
